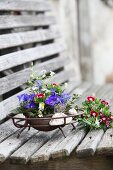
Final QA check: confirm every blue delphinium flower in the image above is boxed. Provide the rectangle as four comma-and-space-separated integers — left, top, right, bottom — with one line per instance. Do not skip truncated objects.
25, 101, 36, 109
18, 94, 29, 102
45, 94, 64, 107
35, 80, 42, 88
61, 92, 70, 103
18, 93, 35, 102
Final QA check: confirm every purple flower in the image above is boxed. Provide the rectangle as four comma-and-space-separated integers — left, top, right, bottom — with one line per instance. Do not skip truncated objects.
25, 101, 36, 109
61, 92, 70, 103
35, 80, 42, 88
18, 94, 29, 102
51, 88, 56, 95
45, 94, 64, 107
18, 93, 35, 102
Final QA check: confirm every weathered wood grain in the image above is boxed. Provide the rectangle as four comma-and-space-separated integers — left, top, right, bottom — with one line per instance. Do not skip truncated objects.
97, 128, 113, 155
10, 130, 57, 164
76, 129, 104, 157
0, 15, 55, 29
0, 27, 60, 49
51, 129, 86, 159
0, 0, 51, 12
0, 128, 38, 163
0, 119, 18, 143
0, 55, 69, 95
0, 88, 29, 122
30, 125, 74, 163
75, 85, 101, 107
0, 41, 66, 71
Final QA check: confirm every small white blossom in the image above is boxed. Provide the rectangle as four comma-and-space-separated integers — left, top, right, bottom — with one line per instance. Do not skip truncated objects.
50, 71, 55, 77
32, 86, 38, 90
95, 118, 100, 127
64, 83, 68, 88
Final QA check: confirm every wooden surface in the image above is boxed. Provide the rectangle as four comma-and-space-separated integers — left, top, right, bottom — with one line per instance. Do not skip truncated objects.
0, 0, 113, 169
0, 83, 113, 167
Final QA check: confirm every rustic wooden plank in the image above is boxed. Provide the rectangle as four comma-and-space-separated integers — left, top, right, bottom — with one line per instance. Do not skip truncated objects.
76, 129, 104, 157
0, 41, 66, 72
51, 129, 86, 159
0, 15, 55, 29
97, 128, 113, 155
52, 69, 75, 85
0, 27, 60, 49
72, 82, 91, 95
30, 125, 74, 163
0, 114, 26, 142
0, 55, 69, 95
75, 85, 101, 107
0, 119, 18, 143
10, 130, 57, 164
0, 128, 38, 163
0, 0, 51, 12
0, 89, 28, 122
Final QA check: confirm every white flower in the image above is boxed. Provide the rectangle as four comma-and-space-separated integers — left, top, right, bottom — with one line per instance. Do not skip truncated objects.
64, 83, 68, 88
50, 71, 55, 77
95, 118, 100, 127
32, 86, 38, 90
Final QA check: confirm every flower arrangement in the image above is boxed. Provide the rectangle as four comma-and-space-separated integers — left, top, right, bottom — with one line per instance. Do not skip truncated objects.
16, 70, 79, 119
14, 70, 113, 131
78, 96, 113, 130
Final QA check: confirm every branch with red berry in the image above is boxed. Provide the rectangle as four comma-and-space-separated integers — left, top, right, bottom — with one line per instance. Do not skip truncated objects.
77, 96, 113, 131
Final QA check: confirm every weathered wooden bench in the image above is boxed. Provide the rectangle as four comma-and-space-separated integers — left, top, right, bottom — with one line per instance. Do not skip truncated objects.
0, 1, 113, 170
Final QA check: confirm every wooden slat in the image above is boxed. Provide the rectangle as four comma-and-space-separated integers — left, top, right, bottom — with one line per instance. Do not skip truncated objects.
0, 27, 60, 49
76, 129, 104, 157
0, 89, 27, 122
0, 15, 55, 29
10, 130, 57, 164
0, 119, 18, 143
0, 128, 37, 163
0, 0, 51, 12
75, 85, 101, 107
30, 125, 74, 163
97, 128, 113, 155
0, 114, 25, 143
51, 129, 86, 159
0, 41, 66, 71
0, 55, 69, 95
